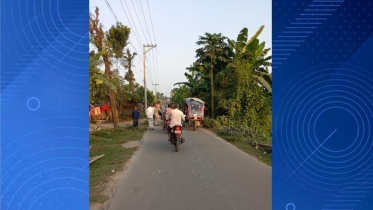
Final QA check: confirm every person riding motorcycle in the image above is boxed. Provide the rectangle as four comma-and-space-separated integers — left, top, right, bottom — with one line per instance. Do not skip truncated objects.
164, 104, 172, 119
167, 104, 185, 142
163, 104, 172, 131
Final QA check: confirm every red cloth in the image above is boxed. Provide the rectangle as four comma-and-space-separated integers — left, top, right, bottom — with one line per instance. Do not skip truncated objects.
90, 108, 95, 116
101, 104, 109, 111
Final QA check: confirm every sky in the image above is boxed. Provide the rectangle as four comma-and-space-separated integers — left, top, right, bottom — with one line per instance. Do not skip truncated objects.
90, 0, 272, 97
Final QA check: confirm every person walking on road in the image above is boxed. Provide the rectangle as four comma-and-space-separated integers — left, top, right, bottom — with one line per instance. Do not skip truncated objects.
146, 104, 154, 130
154, 102, 160, 126
131, 106, 140, 129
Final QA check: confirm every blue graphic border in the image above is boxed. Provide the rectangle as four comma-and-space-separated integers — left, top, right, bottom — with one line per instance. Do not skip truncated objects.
1, 1, 89, 209
273, 0, 373, 210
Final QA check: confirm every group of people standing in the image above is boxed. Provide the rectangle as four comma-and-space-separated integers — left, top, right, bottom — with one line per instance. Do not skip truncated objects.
145, 102, 162, 130
131, 102, 185, 132
130, 102, 162, 129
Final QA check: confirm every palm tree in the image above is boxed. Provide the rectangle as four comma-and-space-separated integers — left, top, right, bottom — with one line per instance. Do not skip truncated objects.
195, 33, 229, 118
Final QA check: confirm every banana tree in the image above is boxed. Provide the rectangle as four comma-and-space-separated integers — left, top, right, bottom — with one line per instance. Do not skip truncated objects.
89, 48, 117, 104
174, 63, 210, 97
228, 26, 272, 93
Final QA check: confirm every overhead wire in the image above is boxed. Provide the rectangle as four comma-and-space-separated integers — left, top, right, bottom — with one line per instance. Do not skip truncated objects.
106, 0, 151, 90
102, 0, 158, 93
125, 0, 156, 91
145, 0, 160, 86
120, 0, 155, 91
129, 0, 150, 43
135, 0, 158, 91
104, 0, 133, 77
119, 0, 143, 53
105, 0, 143, 63
136, 0, 153, 43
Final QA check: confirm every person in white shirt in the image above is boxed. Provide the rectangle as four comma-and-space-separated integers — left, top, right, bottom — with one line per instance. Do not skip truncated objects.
146, 104, 154, 130
169, 104, 185, 128
168, 104, 185, 142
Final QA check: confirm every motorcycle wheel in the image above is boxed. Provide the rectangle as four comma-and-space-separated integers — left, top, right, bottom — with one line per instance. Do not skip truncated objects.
193, 121, 196, 131
175, 137, 179, 152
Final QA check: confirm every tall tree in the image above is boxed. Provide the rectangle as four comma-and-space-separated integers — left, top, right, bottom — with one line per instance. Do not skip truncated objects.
228, 26, 272, 93
195, 33, 229, 118
123, 49, 137, 95
90, 7, 130, 128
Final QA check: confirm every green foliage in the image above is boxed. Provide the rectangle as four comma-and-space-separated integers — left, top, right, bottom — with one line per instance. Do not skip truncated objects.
90, 124, 147, 203
202, 117, 222, 129
170, 85, 190, 111
90, 49, 117, 104
176, 26, 272, 144
106, 22, 131, 58
135, 85, 156, 104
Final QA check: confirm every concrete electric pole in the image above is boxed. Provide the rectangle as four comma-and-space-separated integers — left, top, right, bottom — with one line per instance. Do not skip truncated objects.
153, 83, 159, 100
143, 44, 156, 109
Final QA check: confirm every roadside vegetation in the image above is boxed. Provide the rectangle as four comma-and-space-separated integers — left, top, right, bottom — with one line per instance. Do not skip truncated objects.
172, 27, 272, 165
89, 122, 147, 203
90, 7, 167, 123
89, 7, 272, 206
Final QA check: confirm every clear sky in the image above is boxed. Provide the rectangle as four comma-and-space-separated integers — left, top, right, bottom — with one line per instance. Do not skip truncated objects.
90, 0, 272, 97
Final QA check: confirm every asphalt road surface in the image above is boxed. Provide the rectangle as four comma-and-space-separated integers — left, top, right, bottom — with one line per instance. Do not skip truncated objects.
107, 125, 271, 210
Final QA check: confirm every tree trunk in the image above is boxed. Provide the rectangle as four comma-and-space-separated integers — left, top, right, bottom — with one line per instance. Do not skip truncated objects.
129, 60, 135, 94
210, 61, 214, 118
103, 54, 119, 128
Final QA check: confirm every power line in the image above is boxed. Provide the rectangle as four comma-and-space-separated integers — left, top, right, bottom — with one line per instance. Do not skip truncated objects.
104, 0, 119, 21
145, 0, 160, 84
104, 0, 143, 64
121, 0, 146, 49
130, 0, 150, 43
91, 7, 125, 77
136, 0, 153, 43
131, 0, 157, 86
135, 0, 158, 85
102, 0, 158, 91
119, 0, 143, 52
106, 0, 141, 64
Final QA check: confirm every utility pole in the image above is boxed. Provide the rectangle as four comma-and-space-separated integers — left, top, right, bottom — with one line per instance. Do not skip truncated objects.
153, 83, 159, 100
143, 44, 156, 110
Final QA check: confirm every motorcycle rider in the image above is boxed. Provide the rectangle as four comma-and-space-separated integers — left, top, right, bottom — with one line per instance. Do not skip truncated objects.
167, 104, 185, 143
164, 104, 173, 119
165, 104, 173, 140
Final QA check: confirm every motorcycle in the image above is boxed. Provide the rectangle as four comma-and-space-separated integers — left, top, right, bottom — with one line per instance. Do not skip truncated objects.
170, 124, 184, 152
167, 115, 186, 152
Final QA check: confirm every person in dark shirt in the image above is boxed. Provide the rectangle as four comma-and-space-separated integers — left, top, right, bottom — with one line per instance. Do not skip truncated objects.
132, 106, 141, 129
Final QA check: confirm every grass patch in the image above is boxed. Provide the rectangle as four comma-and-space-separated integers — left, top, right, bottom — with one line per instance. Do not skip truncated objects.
215, 130, 272, 166
90, 124, 147, 204
202, 117, 272, 166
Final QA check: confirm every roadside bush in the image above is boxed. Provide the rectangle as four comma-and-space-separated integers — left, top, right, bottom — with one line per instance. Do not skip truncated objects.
203, 117, 222, 129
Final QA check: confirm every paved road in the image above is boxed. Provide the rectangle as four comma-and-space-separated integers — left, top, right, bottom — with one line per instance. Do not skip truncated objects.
107, 125, 271, 210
